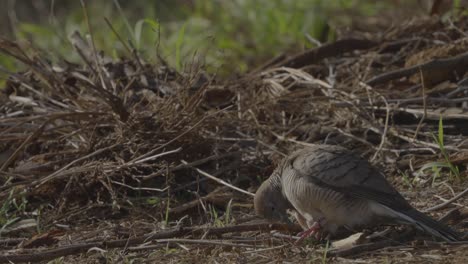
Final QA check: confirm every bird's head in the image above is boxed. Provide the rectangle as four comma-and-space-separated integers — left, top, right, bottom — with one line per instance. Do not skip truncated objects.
254, 177, 292, 224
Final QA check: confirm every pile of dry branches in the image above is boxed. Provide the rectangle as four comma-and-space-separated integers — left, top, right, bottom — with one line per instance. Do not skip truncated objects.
1, 17, 467, 262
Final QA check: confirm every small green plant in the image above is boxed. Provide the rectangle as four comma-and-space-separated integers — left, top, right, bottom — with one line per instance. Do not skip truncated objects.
164, 197, 171, 226
399, 170, 414, 189
224, 199, 233, 226
420, 116, 461, 183
175, 22, 187, 71
47, 257, 65, 264
431, 164, 442, 187
432, 116, 460, 180
209, 204, 224, 227
133, 19, 160, 50
145, 197, 161, 205
321, 240, 330, 264
0, 190, 28, 234
164, 246, 179, 255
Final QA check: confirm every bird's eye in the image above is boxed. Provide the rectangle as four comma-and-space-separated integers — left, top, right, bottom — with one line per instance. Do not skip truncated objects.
271, 206, 275, 211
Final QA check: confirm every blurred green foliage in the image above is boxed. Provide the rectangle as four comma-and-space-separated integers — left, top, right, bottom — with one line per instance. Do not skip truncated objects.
0, 0, 425, 75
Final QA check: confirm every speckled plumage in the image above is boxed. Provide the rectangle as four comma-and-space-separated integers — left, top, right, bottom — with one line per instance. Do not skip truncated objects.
254, 145, 461, 241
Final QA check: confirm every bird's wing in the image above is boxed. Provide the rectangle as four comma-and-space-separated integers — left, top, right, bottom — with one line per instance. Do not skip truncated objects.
287, 145, 412, 212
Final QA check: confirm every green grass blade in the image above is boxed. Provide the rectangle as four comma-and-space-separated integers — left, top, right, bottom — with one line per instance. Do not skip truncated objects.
175, 22, 187, 71
134, 19, 145, 48
438, 115, 444, 150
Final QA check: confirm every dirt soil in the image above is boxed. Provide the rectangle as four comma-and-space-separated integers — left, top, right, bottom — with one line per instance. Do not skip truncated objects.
1, 16, 468, 263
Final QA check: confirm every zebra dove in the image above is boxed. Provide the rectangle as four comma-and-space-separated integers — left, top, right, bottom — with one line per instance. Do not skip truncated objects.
254, 145, 462, 241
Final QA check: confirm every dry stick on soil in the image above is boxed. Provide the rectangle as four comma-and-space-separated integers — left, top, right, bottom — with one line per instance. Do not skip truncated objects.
0, 238, 26, 248
366, 105, 468, 121
412, 69, 427, 140
77, 1, 129, 121
128, 238, 262, 252
0, 120, 49, 172
328, 240, 399, 258
433, 195, 468, 210
168, 163, 242, 215
388, 96, 468, 105
80, 0, 103, 75
244, 244, 287, 254
370, 94, 390, 162
335, 128, 376, 149
423, 240, 468, 247
187, 221, 302, 236
328, 228, 422, 258
437, 208, 468, 225
103, 17, 132, 55
278, 38, 377, 69
249, 54, 287, 75
110, 180, 168, 192
102, 147, 185, 175
365, 51, 468, 86
142, 152, 240, 180
0, 113, 48, 136
69, 31, 96, 65
33, 142, 120, 187
0, 223, 297, 263
0, 41, 65, 95
104, 17, 144, 71
180, 160, 254, 197
1, 71, 71, 109
359, 82, 390, 162
0, 112, 108, 172
169, 188, 226, 216
146, 238, 259, 248
334, 100, 468, 120
424, 187, 468, 212
271, 131, 315, 148
130, 147, 182, 165
129, 106, 232, 164
165, 161, 240, 199
70, 33, 129, 121
0, 227, 186, 264
367, 126, 461, 151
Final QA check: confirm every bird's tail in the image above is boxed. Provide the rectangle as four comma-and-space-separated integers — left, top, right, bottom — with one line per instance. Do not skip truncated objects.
397, 208, 463, 242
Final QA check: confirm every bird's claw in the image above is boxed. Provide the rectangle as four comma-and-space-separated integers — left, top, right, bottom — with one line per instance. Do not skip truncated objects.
295, 221, 322, 244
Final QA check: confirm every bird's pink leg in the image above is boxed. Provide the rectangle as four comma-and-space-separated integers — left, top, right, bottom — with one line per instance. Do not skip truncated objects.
295, 218, 325, 244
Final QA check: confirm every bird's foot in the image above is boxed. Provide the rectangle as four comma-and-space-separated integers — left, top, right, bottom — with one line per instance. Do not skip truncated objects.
295, 221, 322, 244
